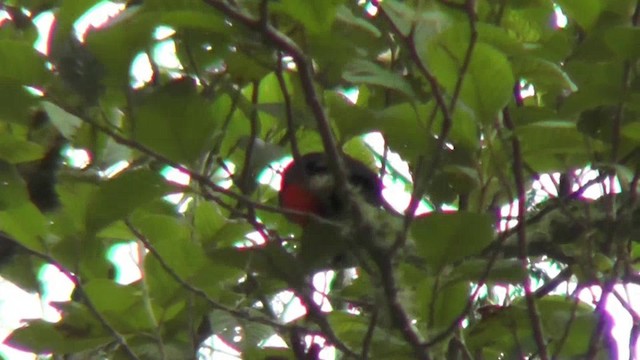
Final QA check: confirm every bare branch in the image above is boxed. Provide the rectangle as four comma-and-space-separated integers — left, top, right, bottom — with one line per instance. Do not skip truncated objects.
502, 108, 549, 359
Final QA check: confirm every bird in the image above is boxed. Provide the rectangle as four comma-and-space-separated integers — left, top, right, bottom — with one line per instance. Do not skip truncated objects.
278, 152, 383, 225
277, 152, 388, 270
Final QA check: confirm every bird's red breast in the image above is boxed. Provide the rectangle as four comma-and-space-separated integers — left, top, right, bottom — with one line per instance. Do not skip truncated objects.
278, 153, 382, 225
279, 182, 321, 225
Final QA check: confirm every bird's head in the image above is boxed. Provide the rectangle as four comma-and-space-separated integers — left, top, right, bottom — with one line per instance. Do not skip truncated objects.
279, 152, 383, 225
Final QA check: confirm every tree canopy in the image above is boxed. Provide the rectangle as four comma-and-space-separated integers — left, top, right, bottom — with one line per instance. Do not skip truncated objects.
0, 0, 639, 359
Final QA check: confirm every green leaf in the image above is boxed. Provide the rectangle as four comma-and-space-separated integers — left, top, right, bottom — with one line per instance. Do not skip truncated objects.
465, 305, 534, 355
328, 312, 412, 358
223, 50, 272, 83
604, 26, 640, 60
416, 278, 469, 330
204, 218, 253, 249
0, 80, 38, 124
461, 43, 514, 122
425, 30, 514, 123
526, 296, 600, 356
622, 122, 640, 141
83, 279, 141, 313
85, 169, 172, 232
512, 56, 577, 93
85, 7, 154, 86
133, 79, 218, 164
466, 296, 601, 357
83, 279, 155, 332
41, 101, 83, 139
412, 212, 493, 270
555, 0, 603, 30
442, 165, 481, 195
50, 0, 103, 42
327, 92, 377, 141
0, 134, 44, 163
375, 102, 431, 160
194, 201, 226, 241
501, 6, 550, 43
272, 0, 342, 34
517, 120, 599, 159
244, 347, 293, 360
379, 0, 418, 36
335, 5, 381, 38
476, 23, 525, 56
343, 59, 415, 99
5, 319, 111, 354
442, 102, 479, 150
517, 119, 605, 172
0, 40, 48, 85
0, 252, 43, 293
449, 259, 527, 283
0, 202, 47, 252
132, 214, 206, 279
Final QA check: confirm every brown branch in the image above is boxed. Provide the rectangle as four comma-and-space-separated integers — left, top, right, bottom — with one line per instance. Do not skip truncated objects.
377, 3, 458, 248
448, 0, 478, 113
502, 108, 549, 360
586, 278, 616, 359
295, 288, 360, 358
551, 296, 580, 359
275, 52, 301, 160
533, 268, 572, 298
424, 239, 506, 347
200, 0, 349, 199
236, 79, 260, 195
124, 221, 297, 333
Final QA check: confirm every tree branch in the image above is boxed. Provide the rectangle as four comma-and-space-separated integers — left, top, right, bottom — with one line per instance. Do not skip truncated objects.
200, 0, 349, 199
502, 108, 549, 360
7, 240, 140, 360
124, 221, 298, 334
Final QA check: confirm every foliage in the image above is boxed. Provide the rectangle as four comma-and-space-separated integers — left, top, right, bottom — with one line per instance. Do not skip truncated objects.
0, 0, 639, 359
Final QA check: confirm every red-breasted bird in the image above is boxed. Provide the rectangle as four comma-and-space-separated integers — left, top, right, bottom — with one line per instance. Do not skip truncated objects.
279, 152, 383, 225
278, 152, 388, 270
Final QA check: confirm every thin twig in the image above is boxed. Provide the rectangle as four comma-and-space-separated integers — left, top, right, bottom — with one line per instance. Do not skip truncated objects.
377, 4, 455, 249
448, 0, 478, 113
424, 239, 506, 347
533, 268, 572, 298
275, 52, 301, 160
361, 308, 378, 359
550, 296, 580, 359
124, 221, 296, 333
9, 242, 141, 360
236, 80, 260, 195
295, 288, 361, 358
65, 106, 337, 226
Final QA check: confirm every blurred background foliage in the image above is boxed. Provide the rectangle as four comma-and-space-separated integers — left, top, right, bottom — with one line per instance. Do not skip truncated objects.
0, 0, 639, 359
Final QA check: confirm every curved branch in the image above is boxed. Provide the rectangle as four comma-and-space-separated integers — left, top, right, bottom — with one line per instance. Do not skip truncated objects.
200, 0, 349, 197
